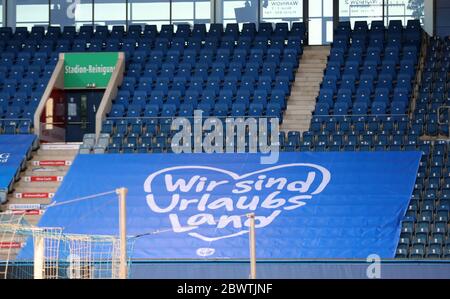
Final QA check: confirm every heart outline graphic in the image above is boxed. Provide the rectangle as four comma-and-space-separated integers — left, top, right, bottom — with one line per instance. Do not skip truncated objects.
144, 163, 331, 241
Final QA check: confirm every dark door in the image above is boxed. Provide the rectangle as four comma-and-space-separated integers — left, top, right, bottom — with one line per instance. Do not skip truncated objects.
65, 90, 102, 142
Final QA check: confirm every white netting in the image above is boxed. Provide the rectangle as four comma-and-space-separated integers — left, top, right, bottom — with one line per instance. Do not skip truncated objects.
64, 234, 121, 279
0, 212, 132, 279
32, 226, 62, 279
0, 213, 28, 279
0, 187, 257, 279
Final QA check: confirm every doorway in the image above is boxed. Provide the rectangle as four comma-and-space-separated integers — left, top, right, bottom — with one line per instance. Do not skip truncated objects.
65, 90, 103, 142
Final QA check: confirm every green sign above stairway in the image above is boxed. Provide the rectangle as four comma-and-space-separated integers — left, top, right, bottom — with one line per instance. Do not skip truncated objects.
64, 52, 119, 89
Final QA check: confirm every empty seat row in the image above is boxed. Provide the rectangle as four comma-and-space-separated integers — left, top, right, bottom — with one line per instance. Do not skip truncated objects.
0, 23, 307, 42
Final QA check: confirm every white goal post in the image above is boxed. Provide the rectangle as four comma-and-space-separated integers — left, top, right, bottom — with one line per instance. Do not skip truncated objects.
0, 187, 130, 279
1, 187, 258, 279
246, 213, 257, 279
116, 187, 128, 279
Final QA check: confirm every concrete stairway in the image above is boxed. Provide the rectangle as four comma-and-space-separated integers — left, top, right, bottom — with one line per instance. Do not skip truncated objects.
2, 147, 78, 226
281, 45, 330, 133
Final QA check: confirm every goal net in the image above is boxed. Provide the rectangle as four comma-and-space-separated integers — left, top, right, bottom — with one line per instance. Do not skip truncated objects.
0, 187, 258, 279
0, 212, 133, 279
0, 187, 133, 279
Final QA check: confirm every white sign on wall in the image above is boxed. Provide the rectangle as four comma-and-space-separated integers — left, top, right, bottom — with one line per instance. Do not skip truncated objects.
262, 0, 302, 19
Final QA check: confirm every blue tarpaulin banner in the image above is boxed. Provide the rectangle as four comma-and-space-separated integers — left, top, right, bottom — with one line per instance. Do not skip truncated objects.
0, 135, 35, 190
20, 152, 420, 259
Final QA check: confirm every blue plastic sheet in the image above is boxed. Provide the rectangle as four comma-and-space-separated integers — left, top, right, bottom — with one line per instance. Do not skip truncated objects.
0, 135, 35, 190
21, 151, 420, 259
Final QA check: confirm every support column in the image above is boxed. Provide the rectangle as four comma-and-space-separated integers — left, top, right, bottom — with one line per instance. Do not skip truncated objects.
6, 0, 16, 29
211, 0, 223, 24
1, 0, 4, 27
304, 0, 309, 45
116, 187, 128, 279
34, 235, 45, 279
424, 0, 435, 36
247, 213, 256, 279
333, 0, 339, 30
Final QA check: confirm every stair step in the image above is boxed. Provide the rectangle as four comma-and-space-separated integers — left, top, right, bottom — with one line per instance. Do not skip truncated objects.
0, 146, 77, 227
282, 119, 311, 124
14, 181, 61, 189
294, 74, 323, 79
8, 196, 55, 204
25, 169, 69, 176
300, 61, 327, 64
283, 45, 327, 132
4, 197, 55, 209
285, 104, 316, 108
299, 60, 327, 63
40, 143, 80, 150
23, 176, 64, 183
282, 123, 311, 127
292, 87, 320, 92
289, 94, 317, 98
289, 96, 319, 99
291, 86, 320, 90
290, 93, 319, 97
293, 81, 321, 86
8, 203, 47, 210
285, 109, 314, 114
13, 192, 55, 199
36, 148, 79, 156
297, 65, 326, 69
285, 110, 315, 114
290, 92, 319, 95
291, 88, 320, 93
282, 121, 311, 125
301, 51, 328, 54
282, 125, 310, 129
296, 72, 325, 75
26, 163, 70, 171
290, 91, 319, 97
297, 69, 325, 73
281, 128, 310, 133
286, 103, 316, 107
284, 115, 313, 119
281, 127, 310, 131
289, 95, 319, 99
31, 160, 73, 166
294, 78, 322, 82
292, 84, 321, 87
291, 90, 319, 94
301, 58, 327, 61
